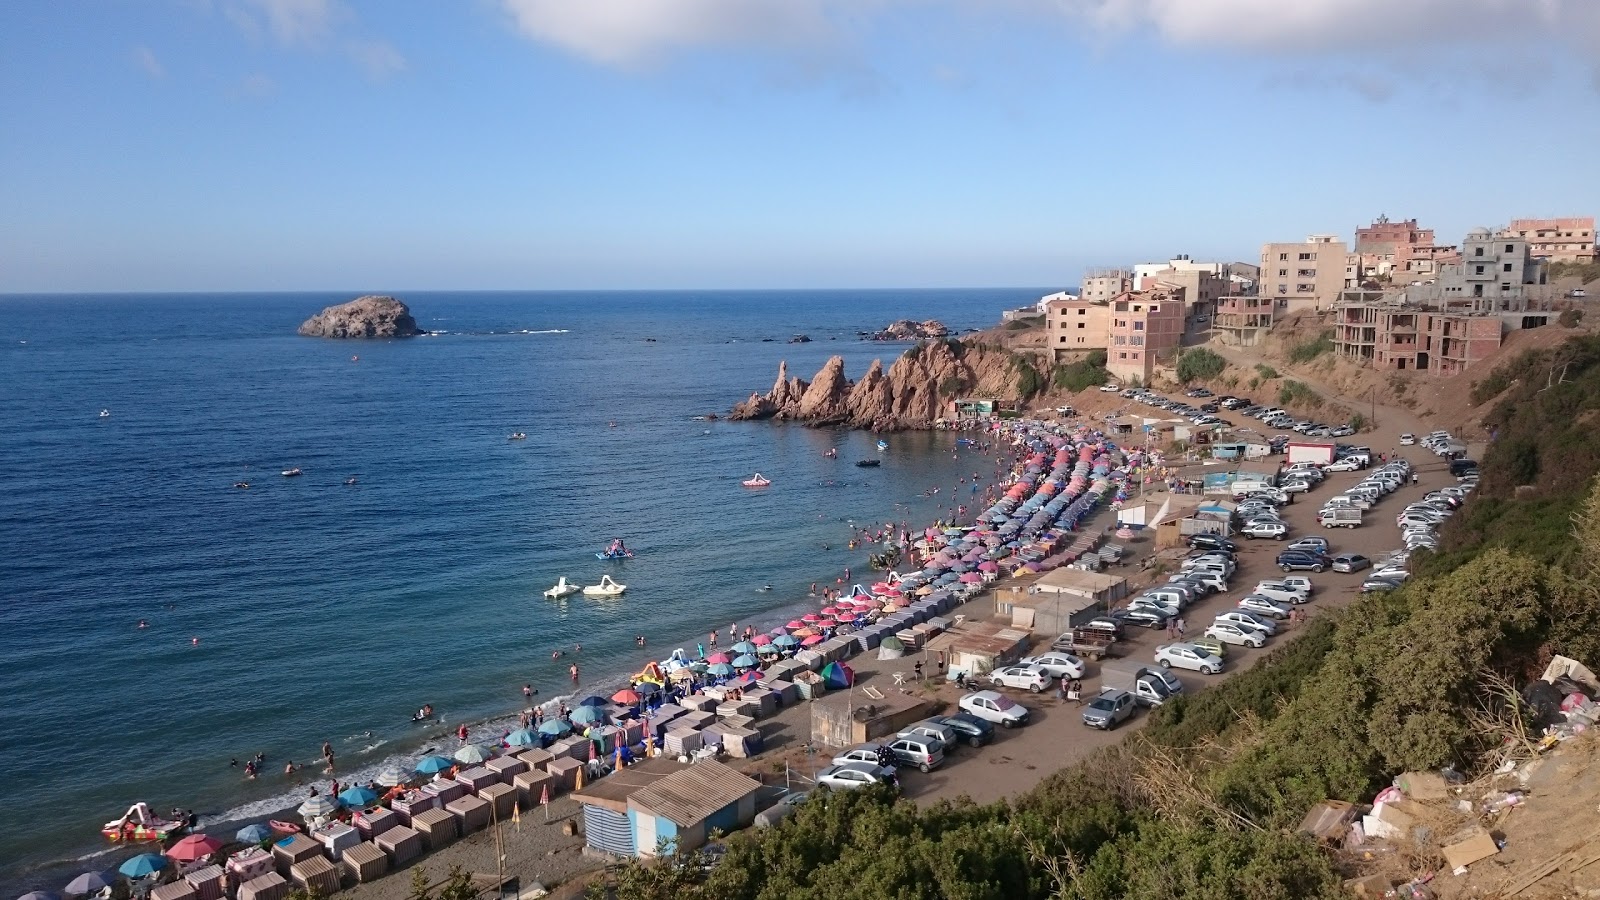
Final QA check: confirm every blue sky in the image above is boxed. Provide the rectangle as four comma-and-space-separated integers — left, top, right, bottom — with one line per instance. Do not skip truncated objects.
3, 0, 1599, 292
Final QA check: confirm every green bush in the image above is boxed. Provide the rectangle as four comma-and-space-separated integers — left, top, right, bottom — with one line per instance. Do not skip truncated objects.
1255, 363, 1280, 380
1287, 330, 1334, 364
1053, 350, 1110, 392
1016, 358, 1044, 398
1175, 348, 1226, 383
1277, 380, 1321, 408
1560, 308, 1584, 328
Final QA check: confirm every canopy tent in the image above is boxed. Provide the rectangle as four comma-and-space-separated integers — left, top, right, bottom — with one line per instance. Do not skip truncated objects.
819, 661, 855, 689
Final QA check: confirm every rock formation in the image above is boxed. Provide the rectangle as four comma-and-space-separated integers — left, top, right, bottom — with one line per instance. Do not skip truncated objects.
730, 339, 1032, 430
868, 319, 950, 341
298, 296, 425, 339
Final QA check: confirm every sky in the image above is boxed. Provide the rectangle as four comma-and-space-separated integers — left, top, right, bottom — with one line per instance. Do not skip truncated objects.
3, 0, 1600, 292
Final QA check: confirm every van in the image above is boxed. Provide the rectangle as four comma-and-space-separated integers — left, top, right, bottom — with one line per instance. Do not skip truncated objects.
1145, 587, 1189, 608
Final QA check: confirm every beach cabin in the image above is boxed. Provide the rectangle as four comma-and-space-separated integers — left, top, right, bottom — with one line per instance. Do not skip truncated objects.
998, 569, 1128, 634
572, 758, 761, 857
809, 690, 931, 749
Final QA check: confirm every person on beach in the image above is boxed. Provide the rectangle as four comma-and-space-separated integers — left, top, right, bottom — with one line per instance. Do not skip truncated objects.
1068, 679, 1083, 704
243, 760, 257, 779
456, 723, 469, 743
569, 663, 580, 682
575, 643, 582, 653
321, 741, 335, 772
551, 649, 562, 659
709, 631, 718, 648
523, 684, 533, 702
284, 761, 298, 776
697, 642, 705, 659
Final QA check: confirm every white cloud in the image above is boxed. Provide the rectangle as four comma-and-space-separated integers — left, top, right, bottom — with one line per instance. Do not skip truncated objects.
498, 0, 844, 66
347, 39, 407, 80
132, 45, 166, 79
245, 0, 337, 44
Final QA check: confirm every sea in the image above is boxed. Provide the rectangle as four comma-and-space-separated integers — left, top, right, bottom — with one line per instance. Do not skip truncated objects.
0, 288, 1042, 893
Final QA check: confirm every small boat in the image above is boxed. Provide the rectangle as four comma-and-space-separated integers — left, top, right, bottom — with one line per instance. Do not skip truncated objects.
583, 575, 627, 597
824, 448, 837, 459
268, 820, 302, 835
742, 473, 772, 488
234, 482, 250, 489
99, 409, 111, 418
281, 468, 302, 477
856, 460, 880, 468
876, 440, 889, 451
344, 477, 358, 485
597, 540, 634, 560
101, 802, 185, 842
544, 576, 580, 599
509, 432, 527, 440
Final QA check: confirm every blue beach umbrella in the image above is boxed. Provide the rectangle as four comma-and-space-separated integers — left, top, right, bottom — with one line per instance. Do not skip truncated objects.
706, 662, 735, 677
415, 755, 454, 775
732, 654, 758, 668
505, 728, 538, 747
772, 634, 799, 648
537, 719, 571, 737
66, 872, 114, 896
234, 824, 272, 844
730, 641, 757, 655
576, 695, 608, 708
118, 855, 167, 879
338, 786, 379, 808
569, 706, 604, 726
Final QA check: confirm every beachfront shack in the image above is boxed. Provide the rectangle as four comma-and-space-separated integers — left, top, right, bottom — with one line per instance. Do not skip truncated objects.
1152, 497, 1235, 549
572, 758, 760, 857
998, 569, 1127, 634
809, 690, 931, 749
920, 621, 1031, 680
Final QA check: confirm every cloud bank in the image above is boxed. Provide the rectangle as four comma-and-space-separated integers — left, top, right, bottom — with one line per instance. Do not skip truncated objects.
498, 0, 843, 67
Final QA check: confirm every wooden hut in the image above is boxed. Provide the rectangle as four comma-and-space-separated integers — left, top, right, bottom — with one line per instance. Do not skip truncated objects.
485, 755, 527, 783
410, 808, 457, 850
289, 856, 339, 897
339, 842, 388, 884
182, 865, 225, 900
151, 881, 197, 900
546, 757, 583, 792
515, 748, 554, 772
354, 805, 397, 840
389, 790, 438, 826
479, 783, 516, 821
374, 824, 422, 867
270, 835, 322, 876
237, 872, 288, 900
454, 766, 498, 794
446, 793, 492, 833
513, 768, 553, 808
311, 822, 360, 861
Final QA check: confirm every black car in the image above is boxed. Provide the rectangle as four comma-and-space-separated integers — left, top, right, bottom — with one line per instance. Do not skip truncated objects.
1187, 534, 1239, 553
1080, 616, 1126, 639
1449, 458, 1479, 477
1276, 549, 1331, 573
1114, 608, 1171, 629
936, 713, 995, 748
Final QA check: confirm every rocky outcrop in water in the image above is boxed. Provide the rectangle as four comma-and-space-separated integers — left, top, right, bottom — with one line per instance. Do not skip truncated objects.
868, 319, 950, 341
298, 296, 424, 339
730, 339, 1029, 430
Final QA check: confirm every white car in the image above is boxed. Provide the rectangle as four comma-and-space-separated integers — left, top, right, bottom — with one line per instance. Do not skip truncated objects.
1204, 622, 1265, 648
1214, 610, 1277, 636
1323, 458, 1362, 472
989, 665, 1051, 693
816, 763, 898, 791
1253, 580, 1309, 605
1237, 595, 1291, 620
1280, 575, 1314, 596
1279, 478, 1312, 494
1019, 653, 1086, 680
1399, 433, 1416, 445
958, 690, 1030, 727
1241, 521, 1288, 540
1371, 564, 1410, 581
1154, 643, 1224, 675
1100, 384, 1121, 392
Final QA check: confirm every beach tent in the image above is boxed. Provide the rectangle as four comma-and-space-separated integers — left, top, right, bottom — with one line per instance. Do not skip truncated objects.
820, 661, 854, 689
877, 636, 906, 660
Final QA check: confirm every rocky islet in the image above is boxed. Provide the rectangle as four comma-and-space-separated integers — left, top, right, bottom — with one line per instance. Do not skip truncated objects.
297, 295, 425, 339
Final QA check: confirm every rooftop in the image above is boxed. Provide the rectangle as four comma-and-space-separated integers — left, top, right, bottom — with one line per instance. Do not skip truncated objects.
571, 755, 685, 813
628, 759, 762, 827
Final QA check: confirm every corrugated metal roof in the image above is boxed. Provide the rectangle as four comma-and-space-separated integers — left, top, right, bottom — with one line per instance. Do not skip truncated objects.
628, 759, 761, 827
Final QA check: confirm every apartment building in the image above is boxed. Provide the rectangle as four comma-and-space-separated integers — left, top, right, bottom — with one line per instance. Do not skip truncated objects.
1354, 215, 1437, 275
1106, 287, 1186, 385
1259, 235, 1348, 312
1214, 295, 1276, 347
1044, 296, 1112, 361
1138, 268, 1228, 324
1333, 302, 1502, 376
1079, 269, 1134, 305
1418, 228, 1550, 313
1499, 217, 1597, 263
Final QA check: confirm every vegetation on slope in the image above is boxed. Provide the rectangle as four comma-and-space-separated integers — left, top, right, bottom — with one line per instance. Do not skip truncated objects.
1052, 349, 1110, 392
1175, 347, 1226, 383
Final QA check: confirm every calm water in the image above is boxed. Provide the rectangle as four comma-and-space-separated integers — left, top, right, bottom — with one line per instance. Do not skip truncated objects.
0, 289, 1038, 891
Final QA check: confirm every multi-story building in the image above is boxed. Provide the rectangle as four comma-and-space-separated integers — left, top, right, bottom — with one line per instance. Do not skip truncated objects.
1106, 287, 1186, 385
1259, 235, 1348, 312
1214, 295, 1276, 347
1043, 296, 1112, 361
1354, 215, 1437, 275
1138, 268, 1228, 326
1420, 228, 1550, 312
1079, 269, 1133, 305
1499, 217, 1596, 263
1333, 301, 1503, 376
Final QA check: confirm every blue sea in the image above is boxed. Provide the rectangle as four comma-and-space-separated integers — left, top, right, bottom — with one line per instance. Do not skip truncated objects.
0, 288, 1040, 892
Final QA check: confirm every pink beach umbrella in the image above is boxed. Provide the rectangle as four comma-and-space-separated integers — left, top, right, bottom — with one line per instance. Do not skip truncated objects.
871, 582, 893, 593
978, 561, 999, 573
706, 652, 731, 665
820, 606, 838, 616
751, 634, 772, 646
801, 634, 825, 646
802, 613, 820, 623
816, 617, 837, 627
880, 587, 902, 597
835, 612, 857, 623
786, 620, 807, 630
959, 572, 984, 583
166, 834, 224, 863
892, 597, 911, 608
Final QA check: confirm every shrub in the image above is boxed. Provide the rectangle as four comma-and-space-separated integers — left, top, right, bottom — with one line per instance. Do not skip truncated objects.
1288, 330, 1335, 363
1016, 358, 1044, 398
1005, 318, 1039, 331
1255, 363, 1280, 380
1560, 308, 1584, 328
939, 375, 970, 395
1175, 348, 1226, 383
1053, 350, 1110, 393
1278, 380, 1321, 408
1348, 412, 1368, 432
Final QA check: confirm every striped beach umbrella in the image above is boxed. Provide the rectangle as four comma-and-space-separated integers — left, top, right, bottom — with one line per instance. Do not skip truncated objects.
453, 744, 493, 765
298, 795, 338, 819
373, 765, 408, 787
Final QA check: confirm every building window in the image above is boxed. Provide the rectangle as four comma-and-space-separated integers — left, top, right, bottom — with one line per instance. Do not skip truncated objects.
1076, 322, 1085, 329
1077, 308, 1085, 315
1299, 252, 1313, 261
1501, 283, 1511, 292
1297, 284, 1315, 292
1059, 336, 1067, 343
1475, 266, 1484, 275
1503, 263, 1512, 272
1118, 352, 1127, 359
1278, 269, 1287, 276
1279, 253, 1288, 261
1133, 322, 1144, 331
1506, 244, 1515, 252
1474, 247, 1484, 257
1132, 336, 1144, 346
1297, 269, 1316, 277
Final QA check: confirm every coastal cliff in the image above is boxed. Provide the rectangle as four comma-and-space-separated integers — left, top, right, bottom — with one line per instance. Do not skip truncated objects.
298, 295, 424, 339
730, 339, 1032, 430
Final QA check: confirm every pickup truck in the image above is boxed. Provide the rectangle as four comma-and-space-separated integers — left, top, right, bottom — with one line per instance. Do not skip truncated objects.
1097, 660, 1175, 707
1051, 629, 1116, 661
1319, 507, 1362, 528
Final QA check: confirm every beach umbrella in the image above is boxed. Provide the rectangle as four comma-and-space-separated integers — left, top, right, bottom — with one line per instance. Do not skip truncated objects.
118, 856, 167, 879
792, 627, 818, 638
732, 654, 758, 667
820, 605, 839, 615
731, 641, 757, 655
611, 688, 642, 705
373, 765, 408, 787
570, 706, 604, 725
772, 634, 799, 648
635, 680, 662, 696
816, 617, 837, 627
750, 634, 772, 646
505, 729, 538, 748
21, 892, 61, 900
835, 612, 856, 623
234, 824, 272, 844
960, 572, 984, 583
576, 695, 608, 708
299, 795, 339, 819
415, 755, 453, 775
65, 872, 114, 896
801, 613, 820, 623
785, 620, 806, 630
730, 670, 761, 687
537, 719, 571, 737
801, 634, 826, 647
166, 834, 223, 862
706, 662, 736, 677
338, 786, 379, 809
453, 744, 493, 765
705, 652, 731, 665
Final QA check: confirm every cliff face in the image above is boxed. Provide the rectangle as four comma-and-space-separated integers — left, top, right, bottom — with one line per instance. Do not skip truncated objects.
298, 295, 424, 339
730, 339, 1029, 430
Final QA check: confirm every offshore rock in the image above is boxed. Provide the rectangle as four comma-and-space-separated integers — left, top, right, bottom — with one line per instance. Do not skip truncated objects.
869, 319, 950, 341
298, 296, 424, 339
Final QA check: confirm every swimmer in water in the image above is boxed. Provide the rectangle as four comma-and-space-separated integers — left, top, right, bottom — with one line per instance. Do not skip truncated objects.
551, 650, 562, 659
138, 620, 148, 629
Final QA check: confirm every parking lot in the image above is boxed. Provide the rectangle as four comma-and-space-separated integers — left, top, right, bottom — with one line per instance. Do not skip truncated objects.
898, 428, 1468, 807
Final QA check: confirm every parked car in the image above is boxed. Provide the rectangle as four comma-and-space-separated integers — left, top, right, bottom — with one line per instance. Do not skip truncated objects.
1280, 575, 1314, 595
1204, 621, 1265, 648
1399, 433, 1416, 445
1154, 643, 1224, 675
1241, 521, 1288, 540
1214, 610, 1276, 636
1237, 595, 1291, 620
935, 713, 994, 748
1276, 549, 1329, 572
1081, 689, 1137, 729
1323, 457, 1363, 473
1100, 383, 1122, 392
1331, 553, 1371, 573
1115, 607, 1171, 629
1285, 536, 1330, 553
1253, 580, 1309, 604
1331, 424, 1356, 437
958, 690, 1030, 727
886, 735, 945, 773
1188, 534, 1238, 553
832, 742, 895, 768
1019, 653, 1086, 680
1361, 576, 1403, 593
988, 665, 1051, 693
817, 762, 899, 792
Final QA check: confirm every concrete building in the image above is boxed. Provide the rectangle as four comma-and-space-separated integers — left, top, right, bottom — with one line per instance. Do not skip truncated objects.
1214, 294, 1276, 347
1079, 269, 1133, 305
1260, 235, 1349, 312
1106, 287, 1186, 385
1138, 268, 1228, 326
1420, 228, 1550, 313
1333, 302, 1504, 376
1500, 217, 1597, 263
1354, 215, 1437, 275
1044, 296, 1112, 361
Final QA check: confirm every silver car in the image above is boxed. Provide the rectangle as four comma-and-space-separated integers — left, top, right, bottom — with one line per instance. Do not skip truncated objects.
816, 763, 898, 791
